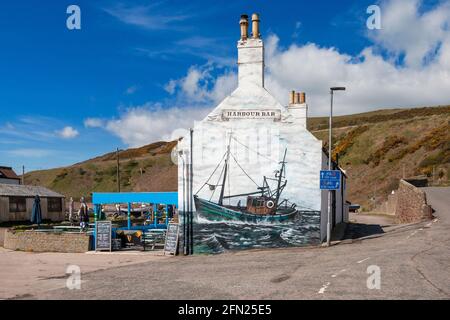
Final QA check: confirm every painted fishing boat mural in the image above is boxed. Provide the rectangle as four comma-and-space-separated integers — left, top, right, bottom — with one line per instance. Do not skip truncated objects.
177, 13, 348, 254
194, 141, 299, 224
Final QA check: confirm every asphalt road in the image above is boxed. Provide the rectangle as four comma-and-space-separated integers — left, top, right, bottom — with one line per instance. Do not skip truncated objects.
33, 188, 450, 300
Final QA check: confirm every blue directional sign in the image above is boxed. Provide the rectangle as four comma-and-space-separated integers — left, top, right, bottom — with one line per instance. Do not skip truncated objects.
320, 170, 341, 190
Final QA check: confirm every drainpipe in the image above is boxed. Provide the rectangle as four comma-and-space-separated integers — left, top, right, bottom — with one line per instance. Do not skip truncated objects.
189, 128, 194, 255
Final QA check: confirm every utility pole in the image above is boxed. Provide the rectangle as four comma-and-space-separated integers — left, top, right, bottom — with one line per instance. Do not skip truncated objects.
432, 166, 435, 185
22, 165, 25, 185
327, 87, 346, 247
116, 148, 121, 192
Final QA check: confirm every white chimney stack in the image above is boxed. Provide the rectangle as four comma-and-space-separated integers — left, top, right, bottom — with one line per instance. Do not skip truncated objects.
237, 13, 264, 88
288, 90, 308, 127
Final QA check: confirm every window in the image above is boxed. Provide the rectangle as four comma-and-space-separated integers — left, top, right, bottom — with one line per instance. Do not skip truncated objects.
9, 197, 26, 213
48, 197, 62, 212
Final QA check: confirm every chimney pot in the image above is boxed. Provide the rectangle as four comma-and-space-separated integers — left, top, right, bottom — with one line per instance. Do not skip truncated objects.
295, 92, 301, 104
240, 14, 249, 40
300, 92, 306, 104
290, 91, 296, 105
252, 13, 260, 39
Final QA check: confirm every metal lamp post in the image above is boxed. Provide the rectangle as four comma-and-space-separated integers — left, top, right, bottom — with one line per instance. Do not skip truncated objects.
327, 86, 346, 246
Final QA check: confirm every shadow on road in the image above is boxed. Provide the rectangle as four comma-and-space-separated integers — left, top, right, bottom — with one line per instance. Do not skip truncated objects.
343, 223, 385, 240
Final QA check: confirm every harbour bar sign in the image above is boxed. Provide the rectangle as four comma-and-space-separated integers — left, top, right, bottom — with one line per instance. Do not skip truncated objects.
222, 109, 281, 121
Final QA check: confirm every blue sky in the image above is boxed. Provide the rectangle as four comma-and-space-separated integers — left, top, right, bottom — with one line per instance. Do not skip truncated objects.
1, 0, 449, 173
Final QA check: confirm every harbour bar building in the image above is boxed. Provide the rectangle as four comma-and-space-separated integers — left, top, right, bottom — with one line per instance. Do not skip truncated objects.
178, 14, 348, 253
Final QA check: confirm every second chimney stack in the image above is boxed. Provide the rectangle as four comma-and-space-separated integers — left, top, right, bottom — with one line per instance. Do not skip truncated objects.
289, 91, 307, 105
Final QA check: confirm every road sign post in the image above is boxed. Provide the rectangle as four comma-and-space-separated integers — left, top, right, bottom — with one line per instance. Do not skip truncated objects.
320, 170, 341, 190
321, 170, 341, 247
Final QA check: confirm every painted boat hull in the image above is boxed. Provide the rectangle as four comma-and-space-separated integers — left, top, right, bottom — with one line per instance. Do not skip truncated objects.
194, 196, 298, 223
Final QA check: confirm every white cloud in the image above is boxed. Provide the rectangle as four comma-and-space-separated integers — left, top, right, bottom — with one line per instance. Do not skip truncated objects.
264, 35, 450, 115
164, 80, 177, 95
99, 0, 450, 146
262, 0, 450, 115
0, 118, 57, 142
292, 21, 302, 38
7, 148, 53, 158
369, 0, 450, 68
103, 3, 189, 30
105, 103, 210, 147
57, 126, 79, 139
102, 64, 237, 147
84, 118, 105, 128
165, 64, 237, 104
135, 36, 234, 66
125, 85, 139, 95
157, 1, 450, 118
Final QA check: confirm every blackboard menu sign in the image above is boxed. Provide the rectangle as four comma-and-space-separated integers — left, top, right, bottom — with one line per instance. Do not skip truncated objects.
164, 223, 179, 255
95, 221, 112, 251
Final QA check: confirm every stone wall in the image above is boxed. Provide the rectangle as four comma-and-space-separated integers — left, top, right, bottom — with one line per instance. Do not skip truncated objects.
395, 180, 433, 223
4, 229, 91, 253
0, 227, 6, 247
374, 192, 398, 215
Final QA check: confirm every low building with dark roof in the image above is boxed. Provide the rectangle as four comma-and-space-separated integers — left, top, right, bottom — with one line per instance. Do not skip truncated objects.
0, 184, 65, 222
0, 166, 21, 185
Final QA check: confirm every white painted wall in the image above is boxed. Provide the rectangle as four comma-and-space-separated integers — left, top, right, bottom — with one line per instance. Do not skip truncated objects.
178, 102, 323, 212
176, 23, 350, 248
178, 35, 323, 214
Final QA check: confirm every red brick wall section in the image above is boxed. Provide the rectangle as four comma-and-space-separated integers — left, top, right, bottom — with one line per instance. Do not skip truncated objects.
395, 180, 433, 223
4, 229, 91, 253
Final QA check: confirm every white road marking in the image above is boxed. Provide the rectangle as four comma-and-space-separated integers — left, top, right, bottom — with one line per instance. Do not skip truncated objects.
331, 268, 347, 278
318, 282, 331, 294
357, 257, 370, 264
407, 230, 418, 239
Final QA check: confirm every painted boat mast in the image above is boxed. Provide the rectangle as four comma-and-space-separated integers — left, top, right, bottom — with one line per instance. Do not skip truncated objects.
218, 134, 232, 206
274, 149, 287, 210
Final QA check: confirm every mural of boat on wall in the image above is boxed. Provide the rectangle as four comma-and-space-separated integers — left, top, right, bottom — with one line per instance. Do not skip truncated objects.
194, 140, 299, 224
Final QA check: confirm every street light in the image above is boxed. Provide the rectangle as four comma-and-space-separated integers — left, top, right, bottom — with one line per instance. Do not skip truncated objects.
327, 86, 346, 247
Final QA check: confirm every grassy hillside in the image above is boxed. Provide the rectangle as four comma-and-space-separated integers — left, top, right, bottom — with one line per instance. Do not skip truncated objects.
25, 141, 178, 201
25, 106, 450, 209
311, 105, 450, 209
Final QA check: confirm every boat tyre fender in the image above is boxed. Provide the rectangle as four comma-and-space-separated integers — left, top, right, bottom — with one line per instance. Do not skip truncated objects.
266, 200, 275, 209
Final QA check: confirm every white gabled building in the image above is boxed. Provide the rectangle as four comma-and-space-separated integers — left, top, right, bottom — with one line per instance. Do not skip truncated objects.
178, 14, 347, 251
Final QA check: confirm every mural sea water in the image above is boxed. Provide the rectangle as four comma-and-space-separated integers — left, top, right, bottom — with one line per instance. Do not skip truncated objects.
193, 211, 321, 254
